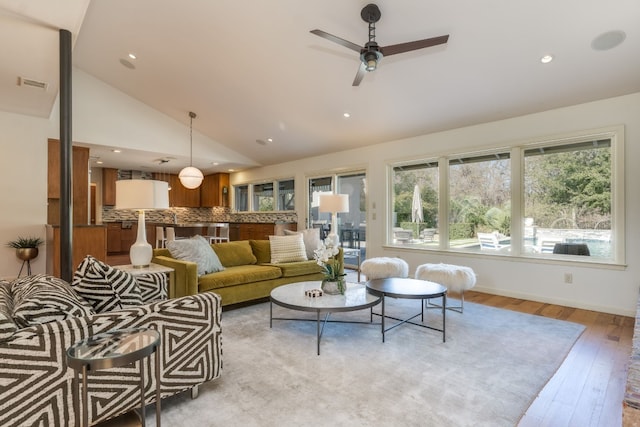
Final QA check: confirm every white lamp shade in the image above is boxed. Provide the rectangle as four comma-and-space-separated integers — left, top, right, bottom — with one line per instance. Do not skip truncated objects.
319, 194, 349, 213
179, 166, 204, 189
115, 180, 169, 210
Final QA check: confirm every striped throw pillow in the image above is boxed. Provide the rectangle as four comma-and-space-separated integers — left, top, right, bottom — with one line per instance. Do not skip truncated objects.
12, 274, 95, 328
72, 255, 143, 313
269, 234, 308, 263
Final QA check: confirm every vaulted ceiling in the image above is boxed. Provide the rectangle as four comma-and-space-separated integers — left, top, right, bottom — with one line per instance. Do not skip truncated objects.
1, 0, 639, 173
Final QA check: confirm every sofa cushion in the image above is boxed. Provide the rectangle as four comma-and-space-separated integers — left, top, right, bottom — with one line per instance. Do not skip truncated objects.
212, 240, 257, 267
0, 280, 17, 341
72, 255, 143, 313
284, 228, 321, 260
12, 274, 95, 328
273, 260, 322, 278
198, 265, 282, 292
269, 234, 308, 263
250, 239, 272, 264
167, 235, 224, 276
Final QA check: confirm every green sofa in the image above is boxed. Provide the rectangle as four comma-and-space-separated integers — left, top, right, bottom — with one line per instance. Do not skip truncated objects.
152, 239, 343, 306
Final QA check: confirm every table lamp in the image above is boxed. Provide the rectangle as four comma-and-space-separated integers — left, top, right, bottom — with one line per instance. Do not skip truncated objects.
319, 193, 349, 247
115, 180, 169, 268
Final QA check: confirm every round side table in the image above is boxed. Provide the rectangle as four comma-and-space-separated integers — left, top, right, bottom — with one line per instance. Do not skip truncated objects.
66, 328, 161, 427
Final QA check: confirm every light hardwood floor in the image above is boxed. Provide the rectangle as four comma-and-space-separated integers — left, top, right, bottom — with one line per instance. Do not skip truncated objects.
464, 290, 634, 427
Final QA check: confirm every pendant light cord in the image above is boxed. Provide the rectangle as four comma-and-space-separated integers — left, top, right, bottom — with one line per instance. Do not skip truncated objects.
189, 111, 197, 167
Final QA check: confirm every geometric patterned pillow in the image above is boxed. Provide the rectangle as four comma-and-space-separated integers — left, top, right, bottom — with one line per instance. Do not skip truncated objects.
11, 274, 95, 328
0, 280, 17, 341
72, 255, 143, 313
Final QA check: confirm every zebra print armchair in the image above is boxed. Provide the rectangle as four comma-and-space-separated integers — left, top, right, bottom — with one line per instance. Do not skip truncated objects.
0, 275, 222, 427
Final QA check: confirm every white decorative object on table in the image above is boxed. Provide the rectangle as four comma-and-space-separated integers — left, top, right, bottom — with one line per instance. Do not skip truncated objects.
115, 180, 169, 268
313, 238, 345, 295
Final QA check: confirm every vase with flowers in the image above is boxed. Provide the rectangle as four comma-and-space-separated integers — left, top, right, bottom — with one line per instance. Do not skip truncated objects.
313, 238, 346, 295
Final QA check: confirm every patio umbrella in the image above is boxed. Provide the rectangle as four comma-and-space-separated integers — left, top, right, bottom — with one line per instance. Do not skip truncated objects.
411, 184, 423, 238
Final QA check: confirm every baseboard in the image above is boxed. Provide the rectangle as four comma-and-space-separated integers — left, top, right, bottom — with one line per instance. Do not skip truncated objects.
473, 285, 636, 317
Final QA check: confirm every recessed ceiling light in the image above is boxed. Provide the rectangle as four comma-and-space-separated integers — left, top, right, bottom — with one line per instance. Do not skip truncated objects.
128, 53, 137, 60
343, 112, 351, 118
212, 162, 219, 166
228, 169, 235, 172
267, 138, 273, 143
540, 54, 554, 64
96, 160, 103, 164
591, 30, 626, 51
112, 149, 122, 153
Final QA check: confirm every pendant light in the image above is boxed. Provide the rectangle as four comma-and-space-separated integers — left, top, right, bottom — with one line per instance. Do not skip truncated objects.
179, 111, 204, 189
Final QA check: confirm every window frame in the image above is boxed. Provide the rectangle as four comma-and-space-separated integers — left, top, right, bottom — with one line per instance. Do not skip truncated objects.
386, 126, 625, 266
233, 177, 295, 212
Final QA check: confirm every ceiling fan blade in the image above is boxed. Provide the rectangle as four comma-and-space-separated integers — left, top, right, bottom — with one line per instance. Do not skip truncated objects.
310, 29, 362, 53
382, 34, 449, 56
352, 62, 367, 86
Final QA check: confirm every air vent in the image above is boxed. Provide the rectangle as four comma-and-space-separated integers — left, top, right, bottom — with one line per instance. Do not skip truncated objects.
17, 77, 48, 90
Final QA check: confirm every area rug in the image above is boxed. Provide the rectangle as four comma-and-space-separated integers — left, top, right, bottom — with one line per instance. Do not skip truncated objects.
157, 298, 585, 427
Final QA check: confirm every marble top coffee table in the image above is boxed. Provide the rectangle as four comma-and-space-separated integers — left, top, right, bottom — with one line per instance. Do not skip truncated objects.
270, 281, 381, 355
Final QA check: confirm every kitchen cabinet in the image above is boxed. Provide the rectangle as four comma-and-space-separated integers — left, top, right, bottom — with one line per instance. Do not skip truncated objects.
201, 173, 230, 207
102, 168, 118, 206
167, 174, 200, 207
107, 222, 158, 254
47, 139, 89, 225
230, 223, 297, 241
46, 225, 106, 278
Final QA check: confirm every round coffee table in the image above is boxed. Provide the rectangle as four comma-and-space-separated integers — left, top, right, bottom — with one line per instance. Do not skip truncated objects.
270, 281, 381, 355
366, 277, 447, 343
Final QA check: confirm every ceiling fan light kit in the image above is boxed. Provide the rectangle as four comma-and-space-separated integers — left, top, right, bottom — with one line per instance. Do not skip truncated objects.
178, 111, 204, 189
310, 3, 449, 86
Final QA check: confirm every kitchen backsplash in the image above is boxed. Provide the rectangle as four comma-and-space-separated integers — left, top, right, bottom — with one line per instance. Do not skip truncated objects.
102, 206, 298, 224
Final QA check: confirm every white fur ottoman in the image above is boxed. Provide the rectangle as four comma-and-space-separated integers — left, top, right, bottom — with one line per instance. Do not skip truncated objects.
415, 263, 476, 313
361, 257, 409, 280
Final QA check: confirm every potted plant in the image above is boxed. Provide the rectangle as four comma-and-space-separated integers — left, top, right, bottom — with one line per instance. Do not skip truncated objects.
7, 236, 44, 262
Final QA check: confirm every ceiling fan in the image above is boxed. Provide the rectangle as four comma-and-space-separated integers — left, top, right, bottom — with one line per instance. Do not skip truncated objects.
310, 3, 449, 86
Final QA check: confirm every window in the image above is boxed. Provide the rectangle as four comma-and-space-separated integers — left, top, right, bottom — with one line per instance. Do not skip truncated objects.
235, 185, 248, 211
234, 178, 294, 212
387, 127, 622, 264
308, 177, 333, 230
253, 183, 274, 211
449, 152, 510, 250
391, 162, 439, 246
523, 139, 612, 260
278, 179, 295, 211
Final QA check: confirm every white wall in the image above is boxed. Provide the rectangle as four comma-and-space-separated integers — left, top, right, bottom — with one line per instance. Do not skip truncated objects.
233, 92, 640, 316
0, 111, 51, 279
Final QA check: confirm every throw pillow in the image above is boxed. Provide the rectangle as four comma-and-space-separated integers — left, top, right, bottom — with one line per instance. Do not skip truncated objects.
72, 255, 143, 313
269, 234, 308, 263
167, 235, 224, 276
284, 228, 321, 260
0, 280, 17, 341
12, 274, 95, 328
212, 240, 257, 267
249, 240, 272, 264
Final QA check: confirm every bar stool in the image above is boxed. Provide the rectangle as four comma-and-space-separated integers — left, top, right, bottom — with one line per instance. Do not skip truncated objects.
155, 227, 166, 248
165, 227, 176, 243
